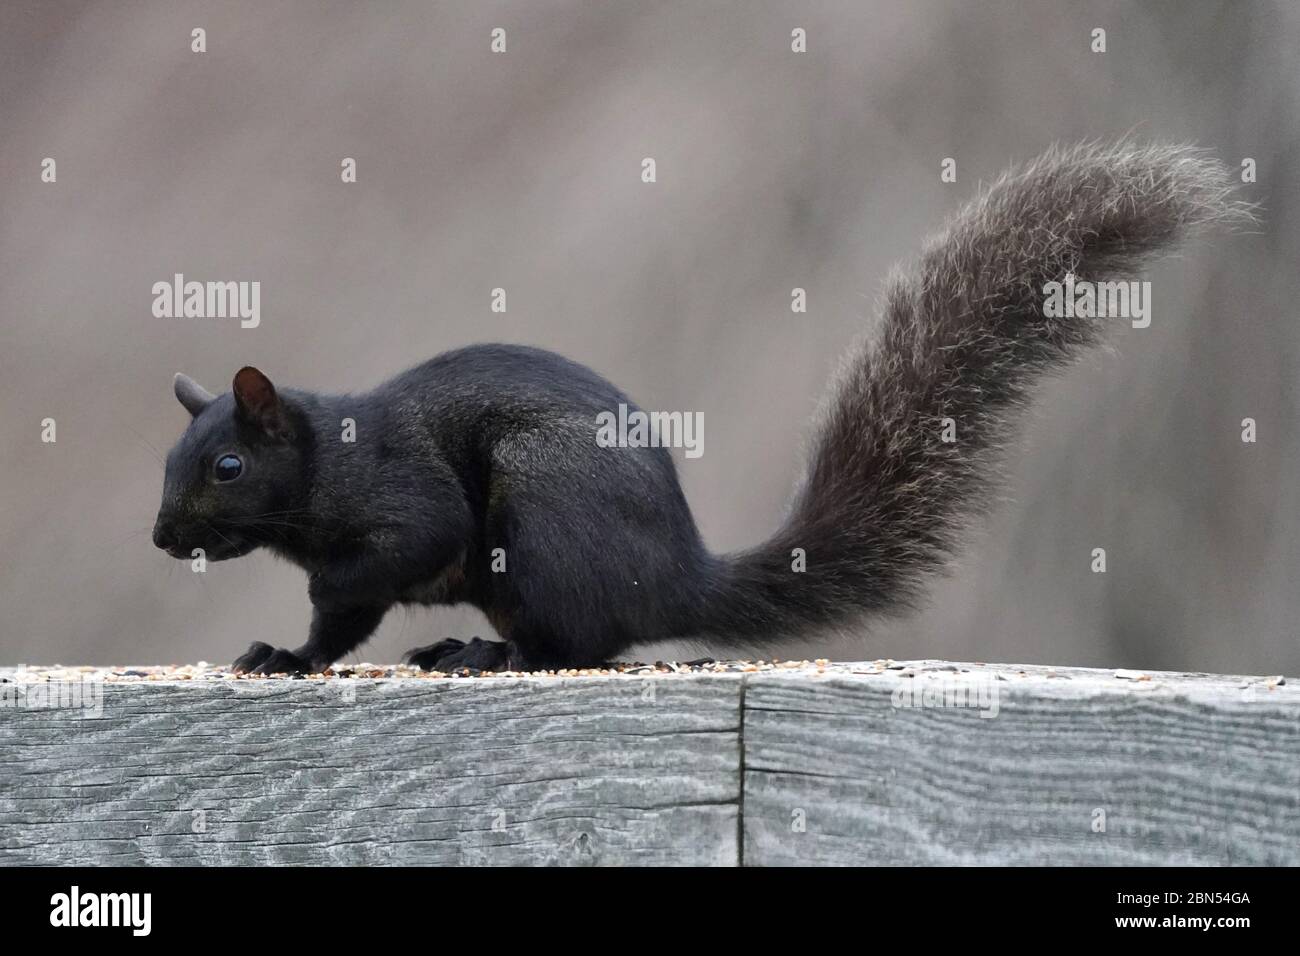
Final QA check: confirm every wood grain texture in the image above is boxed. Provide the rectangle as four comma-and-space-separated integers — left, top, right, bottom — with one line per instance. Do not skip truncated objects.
0, 673, 742, 865
3, 661, 1296, 865
743, 662, 1300, 865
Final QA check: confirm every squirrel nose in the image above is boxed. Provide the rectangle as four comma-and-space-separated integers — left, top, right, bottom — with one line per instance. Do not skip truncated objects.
153, 519, 178, 551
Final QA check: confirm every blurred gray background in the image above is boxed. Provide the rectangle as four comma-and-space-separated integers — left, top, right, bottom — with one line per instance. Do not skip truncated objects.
1, 0, 1296, 674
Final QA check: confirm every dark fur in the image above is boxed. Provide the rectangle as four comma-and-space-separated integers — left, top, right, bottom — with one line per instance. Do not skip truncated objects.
154, 141, 1250, 673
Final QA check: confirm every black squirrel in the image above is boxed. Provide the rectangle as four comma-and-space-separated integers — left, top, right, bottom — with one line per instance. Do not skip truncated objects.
153, 141, 1249, 674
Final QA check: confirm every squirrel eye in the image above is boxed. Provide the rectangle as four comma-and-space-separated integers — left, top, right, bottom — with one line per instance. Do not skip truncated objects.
214, 454, 243, 482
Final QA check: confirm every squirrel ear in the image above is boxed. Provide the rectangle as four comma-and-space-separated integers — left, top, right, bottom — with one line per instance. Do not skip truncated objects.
174, 373, 215, 417
232, 366, 288, 438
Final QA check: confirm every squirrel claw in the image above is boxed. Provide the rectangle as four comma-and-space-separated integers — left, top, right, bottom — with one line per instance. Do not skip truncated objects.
232, 641, 310, 676
405, 636, 511, 672
404, 638, 466, 670
231, 641, 275, 674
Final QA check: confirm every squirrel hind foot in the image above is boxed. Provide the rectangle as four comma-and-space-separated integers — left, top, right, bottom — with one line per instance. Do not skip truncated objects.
405, 636, 514, 673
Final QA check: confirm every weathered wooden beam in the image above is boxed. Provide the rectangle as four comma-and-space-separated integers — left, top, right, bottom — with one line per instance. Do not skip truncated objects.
0, 669, 743, 865
743, 662, 1299, 865
1, 661, 1295, 865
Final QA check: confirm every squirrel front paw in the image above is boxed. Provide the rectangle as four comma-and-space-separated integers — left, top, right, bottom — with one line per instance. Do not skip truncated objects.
231, 641, 312, 676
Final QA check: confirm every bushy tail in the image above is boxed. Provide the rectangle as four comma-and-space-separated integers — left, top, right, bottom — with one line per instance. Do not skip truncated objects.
696, 140, 1253, 643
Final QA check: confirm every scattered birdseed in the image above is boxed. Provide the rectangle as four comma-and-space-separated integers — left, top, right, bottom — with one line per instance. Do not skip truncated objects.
3, 662, 1286, 694
2, 658, 861, 683
1114, 669, 1150, 681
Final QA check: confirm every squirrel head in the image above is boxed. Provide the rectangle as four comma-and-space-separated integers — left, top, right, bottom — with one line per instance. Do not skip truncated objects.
153, 367, 312, 561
